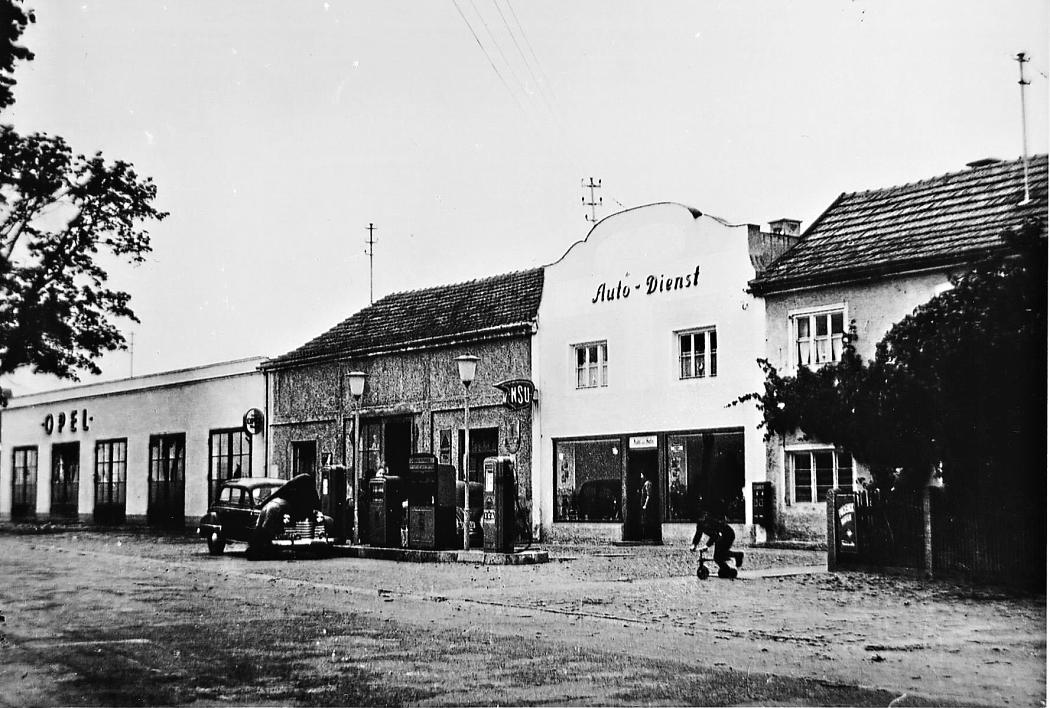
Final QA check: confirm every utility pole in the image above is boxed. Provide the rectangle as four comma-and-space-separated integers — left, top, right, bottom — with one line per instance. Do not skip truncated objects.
364, 223, 377, 304
1016, 52, 1032, 205
581, 177, 603, 222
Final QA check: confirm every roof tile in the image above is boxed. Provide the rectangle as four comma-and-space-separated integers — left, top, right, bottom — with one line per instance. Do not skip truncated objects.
750, 155, 1048, 293
267, 268, 544, 368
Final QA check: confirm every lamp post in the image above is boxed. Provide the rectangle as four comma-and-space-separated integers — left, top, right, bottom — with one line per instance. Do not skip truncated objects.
455, 355, 479, 551
347, 370, 367, 545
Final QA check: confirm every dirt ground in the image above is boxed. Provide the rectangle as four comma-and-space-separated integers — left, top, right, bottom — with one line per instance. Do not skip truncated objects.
0, 529, 1044, 706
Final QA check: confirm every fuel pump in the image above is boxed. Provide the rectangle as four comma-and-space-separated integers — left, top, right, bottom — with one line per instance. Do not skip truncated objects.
482, 456, 516, 553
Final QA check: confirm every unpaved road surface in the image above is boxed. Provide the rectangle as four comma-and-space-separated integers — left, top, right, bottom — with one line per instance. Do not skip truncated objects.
0, 530, 1044, 706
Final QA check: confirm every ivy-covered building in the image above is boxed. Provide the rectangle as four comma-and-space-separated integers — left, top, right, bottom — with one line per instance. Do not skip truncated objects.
748, 155, 1048, 541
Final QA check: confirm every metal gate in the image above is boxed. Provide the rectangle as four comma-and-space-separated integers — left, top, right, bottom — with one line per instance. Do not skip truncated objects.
50, 442, 80, 520
148, 433, 185, 529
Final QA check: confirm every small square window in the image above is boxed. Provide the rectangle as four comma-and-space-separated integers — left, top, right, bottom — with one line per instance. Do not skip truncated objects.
792, 308, 845, 368
678, 328, 717, 379
574, 341, 608, 389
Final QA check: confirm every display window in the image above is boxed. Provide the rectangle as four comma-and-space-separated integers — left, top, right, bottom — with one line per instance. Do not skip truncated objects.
554, 437, 622, 522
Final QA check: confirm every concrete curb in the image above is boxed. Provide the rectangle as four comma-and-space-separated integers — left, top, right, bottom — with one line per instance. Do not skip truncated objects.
331, 544, 549, 565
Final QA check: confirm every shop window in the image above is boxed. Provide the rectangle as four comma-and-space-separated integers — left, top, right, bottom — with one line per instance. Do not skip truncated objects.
11, 446, 37, 519
792, 307, 845, 368
666, 430, 745, 523
790, 449, 853, 503
554, 438, 621, 522
94, 439, 127, 522
209, 429, 252, 503
574, 341, 608, 389
678, 328, 717, 379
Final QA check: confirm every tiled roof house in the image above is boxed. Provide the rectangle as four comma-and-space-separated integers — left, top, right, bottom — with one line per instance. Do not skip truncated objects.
751, 155, 1047, 542
262, 267, 546, 498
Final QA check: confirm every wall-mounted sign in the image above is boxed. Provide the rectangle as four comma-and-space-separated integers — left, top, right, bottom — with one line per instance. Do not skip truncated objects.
243, 408, 265, 436
43, 409, 91, 435
591, 265, 701, 304
494, 379, 535, 411
629, 435, 657, 450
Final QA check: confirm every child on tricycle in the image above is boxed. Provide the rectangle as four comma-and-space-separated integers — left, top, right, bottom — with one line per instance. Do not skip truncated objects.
691, 511, 744, 579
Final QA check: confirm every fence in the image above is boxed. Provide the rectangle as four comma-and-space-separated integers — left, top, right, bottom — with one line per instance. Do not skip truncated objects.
828, 488, 1044, 587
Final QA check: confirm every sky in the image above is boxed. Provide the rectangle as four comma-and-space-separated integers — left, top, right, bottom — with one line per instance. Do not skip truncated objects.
3, 0, 1048, 395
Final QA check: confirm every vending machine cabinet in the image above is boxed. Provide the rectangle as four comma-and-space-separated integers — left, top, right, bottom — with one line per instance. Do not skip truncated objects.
482, 456, 516, 553
367, 475, 403, 548
407, 454, 437, 550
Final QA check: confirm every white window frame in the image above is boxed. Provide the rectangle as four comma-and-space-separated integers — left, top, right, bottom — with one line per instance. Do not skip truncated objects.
788, 303, 847, 369
785, 445, 854, 504
676, 327, 717, 380
573, 341, 608, 389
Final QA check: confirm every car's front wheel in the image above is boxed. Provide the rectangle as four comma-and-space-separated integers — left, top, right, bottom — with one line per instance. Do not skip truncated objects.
206, 531, 226, 556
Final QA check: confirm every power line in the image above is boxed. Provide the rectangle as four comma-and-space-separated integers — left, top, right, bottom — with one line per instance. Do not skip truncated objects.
451, 1, 631, 214
467, 0, 527, 93
451, 0, 527, 114
492, 0, 557, 119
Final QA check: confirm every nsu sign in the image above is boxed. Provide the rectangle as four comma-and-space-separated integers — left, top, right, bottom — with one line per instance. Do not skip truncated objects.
493, 379, 536, 411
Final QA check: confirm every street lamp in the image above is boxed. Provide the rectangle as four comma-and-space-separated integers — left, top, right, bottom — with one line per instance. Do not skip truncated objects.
347, 370, 367, 545
455, 355, 479, 550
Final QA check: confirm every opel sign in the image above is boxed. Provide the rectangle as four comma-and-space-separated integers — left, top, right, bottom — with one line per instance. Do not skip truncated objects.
243, 408, 265, 436
494, 379, 535, 411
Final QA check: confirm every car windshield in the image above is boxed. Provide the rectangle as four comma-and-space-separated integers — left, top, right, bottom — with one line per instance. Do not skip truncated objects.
252, 486, 281, 506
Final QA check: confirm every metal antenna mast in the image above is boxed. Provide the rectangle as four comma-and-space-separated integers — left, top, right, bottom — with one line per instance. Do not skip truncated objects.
365, 223, 377, 304
128, 331, 134, 377
581, 177, 603, 222
1016, 52, 1032, 205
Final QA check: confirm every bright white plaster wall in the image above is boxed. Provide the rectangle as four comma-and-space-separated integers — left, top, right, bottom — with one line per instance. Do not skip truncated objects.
532, 203, 766, 539
0, 358, 266, 523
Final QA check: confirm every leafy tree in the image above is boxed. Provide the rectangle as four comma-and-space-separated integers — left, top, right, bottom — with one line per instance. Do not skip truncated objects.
0, 0, 33, 111
0, 0, 167, 398
739, 220, 1047, 507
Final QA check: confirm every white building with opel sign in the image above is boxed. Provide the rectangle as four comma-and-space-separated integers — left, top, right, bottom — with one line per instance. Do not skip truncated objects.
0, 358, 267, 527
531, 203, 797, 543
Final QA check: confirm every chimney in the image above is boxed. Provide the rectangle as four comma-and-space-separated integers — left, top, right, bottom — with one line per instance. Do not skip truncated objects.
748, 223, 801, 273
768, 218, 801, 236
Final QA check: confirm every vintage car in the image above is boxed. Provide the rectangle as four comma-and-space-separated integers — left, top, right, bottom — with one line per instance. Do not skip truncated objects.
196, 475, 334, 558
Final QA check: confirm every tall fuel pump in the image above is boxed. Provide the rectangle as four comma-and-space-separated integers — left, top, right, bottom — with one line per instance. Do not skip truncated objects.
482, 456, 516, 553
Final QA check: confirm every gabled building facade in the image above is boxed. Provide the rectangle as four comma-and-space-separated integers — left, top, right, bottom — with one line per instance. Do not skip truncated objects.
749, 155, 1048, 540
532, 203, 797, 543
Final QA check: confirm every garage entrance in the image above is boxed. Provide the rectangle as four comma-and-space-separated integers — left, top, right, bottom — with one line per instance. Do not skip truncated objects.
148, 433, 186, 529
50, 442, 80, 521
